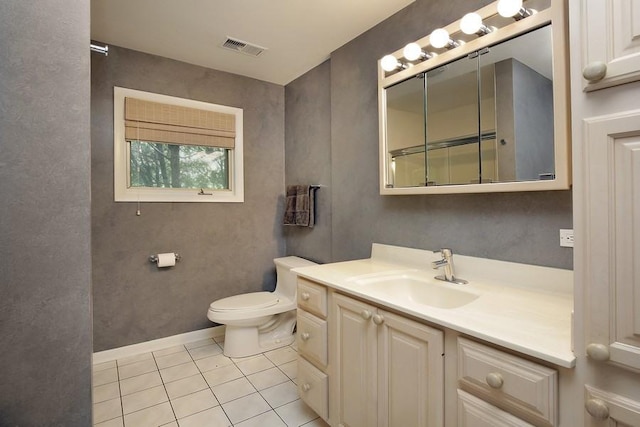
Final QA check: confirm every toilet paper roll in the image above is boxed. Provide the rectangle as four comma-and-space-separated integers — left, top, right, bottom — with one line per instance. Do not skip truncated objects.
156, 253, 176, 268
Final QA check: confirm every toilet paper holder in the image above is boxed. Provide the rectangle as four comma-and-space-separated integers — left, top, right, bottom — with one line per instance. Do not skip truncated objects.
149, 253, 181, 263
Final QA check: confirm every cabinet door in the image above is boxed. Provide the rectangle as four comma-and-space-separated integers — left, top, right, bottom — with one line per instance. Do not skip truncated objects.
332, 293, 378, 427
377, 309, 444, 427
582, 0, 640, 91
583, 111, 640, 371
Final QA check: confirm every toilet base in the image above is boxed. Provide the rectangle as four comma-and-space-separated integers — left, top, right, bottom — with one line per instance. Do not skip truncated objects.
222, 310, 297, 358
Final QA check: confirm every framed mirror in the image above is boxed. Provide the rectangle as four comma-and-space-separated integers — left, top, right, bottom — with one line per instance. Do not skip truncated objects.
378, 0, 569, 194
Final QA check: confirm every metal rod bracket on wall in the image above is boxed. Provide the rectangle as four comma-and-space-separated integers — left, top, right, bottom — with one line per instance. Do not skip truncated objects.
90, 43, 109, 56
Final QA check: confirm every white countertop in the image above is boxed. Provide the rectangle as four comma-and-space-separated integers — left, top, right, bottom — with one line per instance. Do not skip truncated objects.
294, 244, 575, 368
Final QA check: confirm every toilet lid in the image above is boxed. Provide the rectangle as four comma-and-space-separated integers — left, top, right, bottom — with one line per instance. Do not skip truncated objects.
210, 292, 280, 311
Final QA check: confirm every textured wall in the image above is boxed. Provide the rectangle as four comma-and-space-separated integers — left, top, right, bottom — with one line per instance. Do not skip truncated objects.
286, 0, 573, 270
92, 45, 286, 351
284, 60, 333, 263
0, 1, 93, 425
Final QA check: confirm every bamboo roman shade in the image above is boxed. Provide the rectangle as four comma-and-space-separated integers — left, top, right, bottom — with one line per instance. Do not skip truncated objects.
124, 97, 236, 149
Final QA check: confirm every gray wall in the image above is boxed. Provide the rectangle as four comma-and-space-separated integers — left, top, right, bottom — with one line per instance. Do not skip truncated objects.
285, 0, 573, 270
92, 46, 286, 351
284, 60, 333, 263
0, 1, 93, 425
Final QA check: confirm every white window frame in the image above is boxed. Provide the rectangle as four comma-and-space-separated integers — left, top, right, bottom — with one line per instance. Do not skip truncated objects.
113, 86, 244, 203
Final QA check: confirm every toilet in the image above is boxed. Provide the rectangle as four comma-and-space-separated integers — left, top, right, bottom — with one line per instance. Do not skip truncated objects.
207, 256, 317, 358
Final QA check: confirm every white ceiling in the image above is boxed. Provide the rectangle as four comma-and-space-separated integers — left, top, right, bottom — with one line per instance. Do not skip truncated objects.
91, 0, 415, 86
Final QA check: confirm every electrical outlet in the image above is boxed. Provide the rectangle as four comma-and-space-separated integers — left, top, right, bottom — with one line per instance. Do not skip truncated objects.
560, 229, 574, 248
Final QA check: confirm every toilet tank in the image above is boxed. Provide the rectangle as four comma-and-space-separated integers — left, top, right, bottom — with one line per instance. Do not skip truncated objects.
274, 256, 317, 299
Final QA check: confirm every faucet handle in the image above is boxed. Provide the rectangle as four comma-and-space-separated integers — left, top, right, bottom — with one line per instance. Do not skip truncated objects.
433, 248, 453, 257
431, 258, 449, 269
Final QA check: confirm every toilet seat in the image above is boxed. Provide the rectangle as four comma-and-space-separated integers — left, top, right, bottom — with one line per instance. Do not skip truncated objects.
209, 292, 279, 312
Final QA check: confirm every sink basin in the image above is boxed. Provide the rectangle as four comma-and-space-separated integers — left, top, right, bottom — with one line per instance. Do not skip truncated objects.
352, 274, 480, 309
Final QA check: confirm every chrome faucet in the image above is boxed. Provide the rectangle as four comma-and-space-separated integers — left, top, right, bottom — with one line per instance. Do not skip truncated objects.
432, 248, 468, 285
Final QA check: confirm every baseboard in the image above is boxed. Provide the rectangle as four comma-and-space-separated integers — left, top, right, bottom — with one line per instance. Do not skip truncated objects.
93, 325, 226, 365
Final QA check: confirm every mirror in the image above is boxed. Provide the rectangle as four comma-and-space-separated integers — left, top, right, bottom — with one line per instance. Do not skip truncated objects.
379, 1, 569, 194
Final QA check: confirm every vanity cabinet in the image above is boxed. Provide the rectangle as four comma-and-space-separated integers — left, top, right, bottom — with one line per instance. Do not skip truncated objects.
457, 337, 558, 426
296, 278, 329, 422
331, 292, 444, 427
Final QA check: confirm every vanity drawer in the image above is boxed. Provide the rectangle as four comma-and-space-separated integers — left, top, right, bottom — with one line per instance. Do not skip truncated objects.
296, 310, 328, 367
297, 278, 327, 318
457, 337, 558, 426
458, 389, 534, 427
298, 356, 329, 421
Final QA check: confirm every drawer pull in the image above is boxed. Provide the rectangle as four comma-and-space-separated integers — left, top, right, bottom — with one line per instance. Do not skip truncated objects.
586, 343, 610, 361
582, 61, 607, 82
372, 314, 385, 325
302, 383, 312, 392
585, 398, 610, 420
301, 332, 310, 341
301, 292, 310, 301
361, 310, 372, 320
485, 372, 504, 389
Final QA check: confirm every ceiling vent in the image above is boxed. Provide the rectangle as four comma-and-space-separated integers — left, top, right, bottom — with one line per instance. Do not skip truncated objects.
221, 37, 267, 57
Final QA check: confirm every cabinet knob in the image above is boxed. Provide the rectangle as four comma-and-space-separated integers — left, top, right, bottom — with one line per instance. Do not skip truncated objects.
360, 310, 372, 320
372, 314, 385, 325
485, 372, 504, 389
585, 398, 610, 420
586, 343, 610, 361
301, 292, 310, 301
302, 383, 311, 392
583, 61, 607, 82
301, 332, 310, 341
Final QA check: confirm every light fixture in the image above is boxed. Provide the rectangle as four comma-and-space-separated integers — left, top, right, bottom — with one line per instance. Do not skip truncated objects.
460, 13, 492, 36
497, 0, 533, 20
429, 28, 460, 50
380, 55, 407, 72
402, 43, 435, 62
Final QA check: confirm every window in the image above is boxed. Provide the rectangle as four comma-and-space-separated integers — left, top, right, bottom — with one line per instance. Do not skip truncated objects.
114, 87, 244, 202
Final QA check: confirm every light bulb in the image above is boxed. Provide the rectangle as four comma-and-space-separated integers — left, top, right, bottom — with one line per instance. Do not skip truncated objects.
403, 43, 423, 61
429, 28, 451, 49
497, 0, 523, 18
381, 55, 400, 72
460, 13, 483, 35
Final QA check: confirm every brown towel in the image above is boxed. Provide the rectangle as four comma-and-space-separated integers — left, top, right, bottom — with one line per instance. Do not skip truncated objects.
283, 185, 318, 227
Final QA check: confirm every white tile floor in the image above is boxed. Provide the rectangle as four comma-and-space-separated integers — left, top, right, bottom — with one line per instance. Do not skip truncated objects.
92, 336, 329, 427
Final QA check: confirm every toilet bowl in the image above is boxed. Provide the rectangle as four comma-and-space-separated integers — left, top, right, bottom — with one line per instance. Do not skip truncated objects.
207, 256, 317, 358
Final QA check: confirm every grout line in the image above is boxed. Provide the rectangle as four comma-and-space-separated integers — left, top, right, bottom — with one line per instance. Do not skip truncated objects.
152, 348, 179, 426
116, 362, 124, 425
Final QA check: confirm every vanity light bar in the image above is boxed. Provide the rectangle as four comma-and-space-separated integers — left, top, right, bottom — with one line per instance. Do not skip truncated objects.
379, 0, 535, 74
